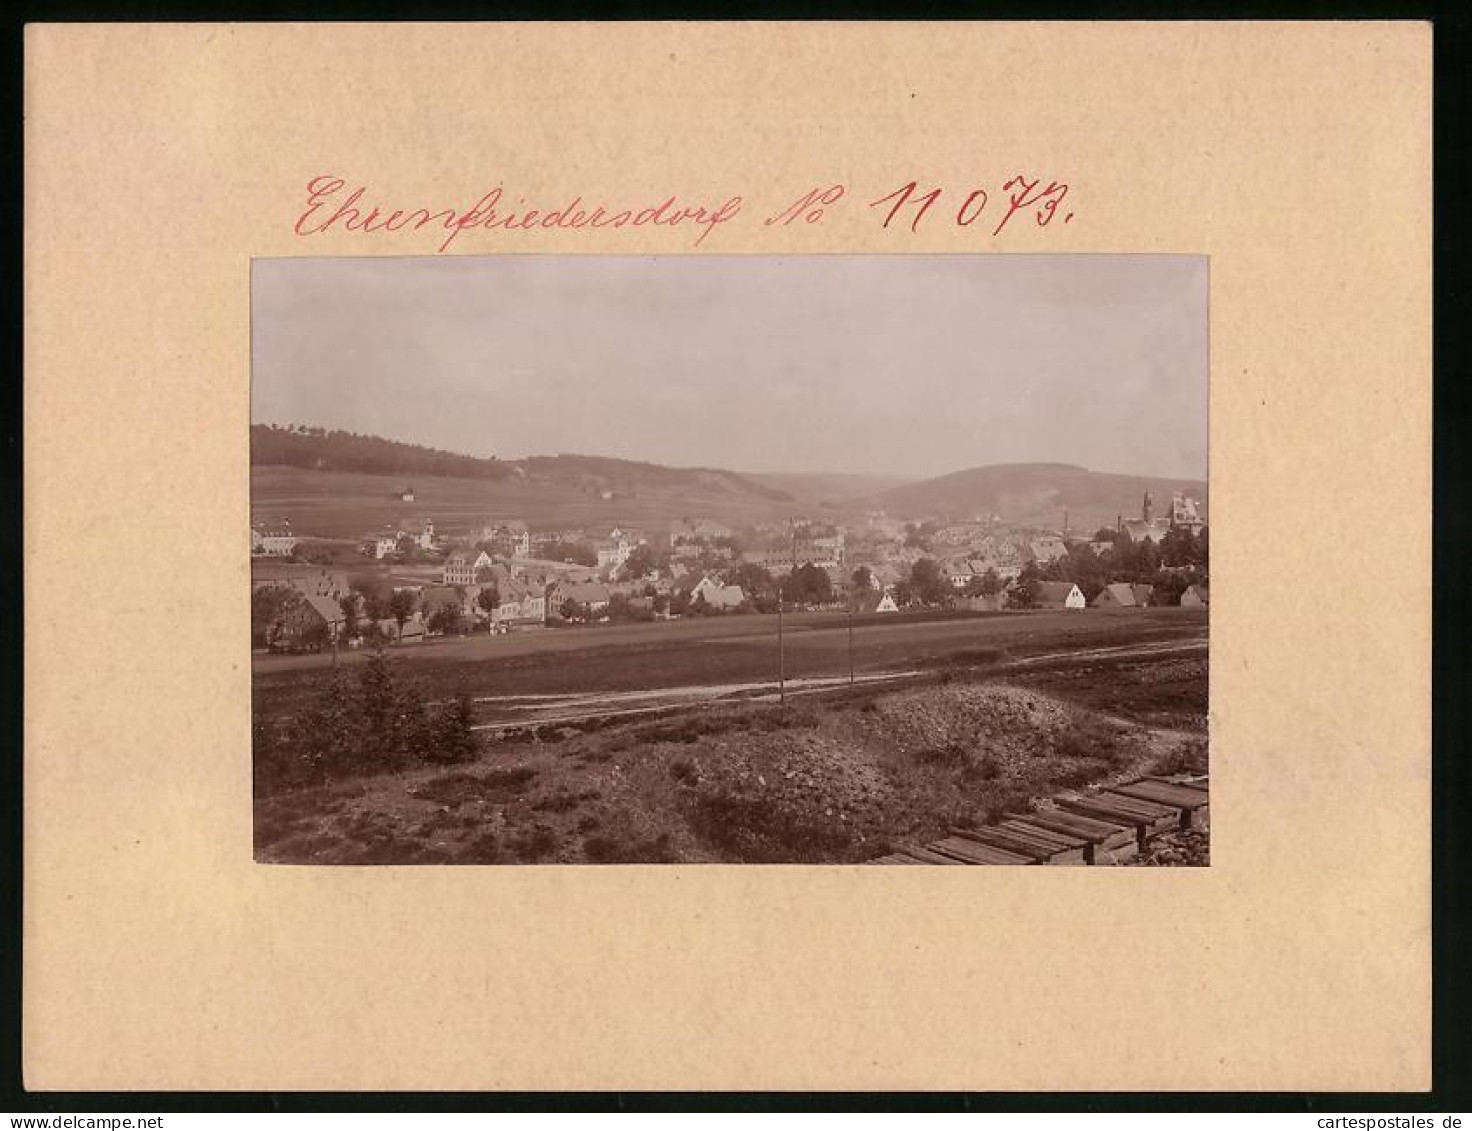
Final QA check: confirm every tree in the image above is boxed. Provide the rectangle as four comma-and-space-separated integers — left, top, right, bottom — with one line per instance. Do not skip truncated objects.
427, 602, 464, 636
727, 562, 776, 599
387, 589, 417, 641
290, 668, 363, 782
560, 598, 590, 623
790, 563, 833, 605
1066, 544, 1106, 602
426, 693, 478, 764
619, 543, 659, 581
355, 648, 425, 770
1160, 527, 1197, 569
1009, 563, 1042, 609
851, 565, 874, 593
909, 557, 950, 606
979, 568, 1002, 596
476, 584, 500, 621
251, 585, 298, 649
338, 592, 362, 641
350, 573, 392, 621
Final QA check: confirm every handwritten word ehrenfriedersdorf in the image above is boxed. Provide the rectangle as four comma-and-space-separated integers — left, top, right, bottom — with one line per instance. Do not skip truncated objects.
292, 175, 1074, 252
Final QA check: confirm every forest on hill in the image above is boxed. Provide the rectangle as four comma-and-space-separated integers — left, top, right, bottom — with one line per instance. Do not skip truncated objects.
250, 424, 513, 482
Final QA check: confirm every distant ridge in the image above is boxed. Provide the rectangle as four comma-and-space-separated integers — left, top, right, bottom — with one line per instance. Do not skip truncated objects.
866, 462, 1208, 530
250, 424, 794, 503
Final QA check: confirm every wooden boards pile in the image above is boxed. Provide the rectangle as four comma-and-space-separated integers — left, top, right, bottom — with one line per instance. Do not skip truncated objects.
867, 774, 1209, 866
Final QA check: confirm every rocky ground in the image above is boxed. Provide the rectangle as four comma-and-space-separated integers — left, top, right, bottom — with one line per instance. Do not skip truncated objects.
255, 660, 1208, 865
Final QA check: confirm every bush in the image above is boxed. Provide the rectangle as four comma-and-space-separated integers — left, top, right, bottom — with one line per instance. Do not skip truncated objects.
425, 693, 479, 764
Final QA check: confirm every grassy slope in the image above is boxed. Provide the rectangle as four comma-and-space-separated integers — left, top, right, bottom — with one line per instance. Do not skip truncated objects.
251, 464, 803, 540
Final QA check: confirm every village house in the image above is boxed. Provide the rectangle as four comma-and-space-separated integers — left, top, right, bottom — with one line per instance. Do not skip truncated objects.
874, 592, 900, 614
364, 526, 401, 559
1029, 536, 1070, 565
1092, 582, 1155, 609
1034, 581, 1087, 610
809, 531, 846, 564
474, 521, 532, 558
251, 520, 298, 557
548, 580, 613, 620
419, 584, 479, 622
595, 533, 638, 571
690, 575, 746, 611
1170, 492, 1206, 535
376, 612, 425, 644
442, 546, 493, 586
399, 485, 416, 502
1181, 583, 1210, 607
271, 592, 345, 650
869, 562, 906, 592
937, 559, 972, 590
491, 578, 548, 629
251, 562, 350, 601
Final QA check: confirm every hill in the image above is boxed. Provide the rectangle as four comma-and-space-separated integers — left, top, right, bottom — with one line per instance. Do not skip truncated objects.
251, 425, 794, 513
865, 462, 1208, 531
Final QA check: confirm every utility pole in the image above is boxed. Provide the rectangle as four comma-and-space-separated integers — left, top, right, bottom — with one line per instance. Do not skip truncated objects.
778, 516, 797, 705
777, 578, 785, 705
848, 598, 855, 685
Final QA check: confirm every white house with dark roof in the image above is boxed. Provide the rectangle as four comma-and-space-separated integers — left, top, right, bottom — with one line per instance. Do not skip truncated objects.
1035, 581, 1086, 610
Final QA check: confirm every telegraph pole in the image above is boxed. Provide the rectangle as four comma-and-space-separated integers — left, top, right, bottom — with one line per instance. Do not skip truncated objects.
848, 598, 855, 685
778, 516, 797, 705
777, 578, 785, 705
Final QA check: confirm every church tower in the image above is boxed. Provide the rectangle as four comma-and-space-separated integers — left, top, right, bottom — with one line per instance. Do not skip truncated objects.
1142, 491, 1154, 524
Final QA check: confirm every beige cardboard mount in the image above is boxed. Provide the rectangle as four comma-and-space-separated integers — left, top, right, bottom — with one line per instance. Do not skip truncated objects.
23, 23, 1431, 1091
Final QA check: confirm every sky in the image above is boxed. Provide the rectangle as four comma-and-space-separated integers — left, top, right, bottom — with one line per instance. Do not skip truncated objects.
251, 254, 1208, 480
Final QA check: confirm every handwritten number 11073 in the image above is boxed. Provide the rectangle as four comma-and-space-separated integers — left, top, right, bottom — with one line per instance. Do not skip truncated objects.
765, 177, 1073, 236
869, 178, 1073, 235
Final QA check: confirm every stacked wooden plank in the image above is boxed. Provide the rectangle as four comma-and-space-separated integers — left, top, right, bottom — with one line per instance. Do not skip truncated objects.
867, 773, 1208, 866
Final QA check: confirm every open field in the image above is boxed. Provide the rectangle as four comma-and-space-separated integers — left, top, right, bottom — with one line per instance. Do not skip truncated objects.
252, 607, 1207, 722
253, 609, 1208, 864
250, 465, 809, 539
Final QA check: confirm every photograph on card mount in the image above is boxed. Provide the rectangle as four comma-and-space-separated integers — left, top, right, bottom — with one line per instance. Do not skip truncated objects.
249, 255, 1209, 866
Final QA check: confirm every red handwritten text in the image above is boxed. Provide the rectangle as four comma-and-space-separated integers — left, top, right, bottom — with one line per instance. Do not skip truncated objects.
294, 176, 745, 252
290, 174, 1076, 249
867, 176, 1073, 235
